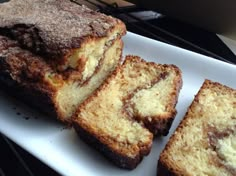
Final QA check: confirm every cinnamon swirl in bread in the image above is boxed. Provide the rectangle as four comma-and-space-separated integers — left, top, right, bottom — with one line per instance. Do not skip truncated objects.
72, 56, 182, 169
158, 80, 236, 176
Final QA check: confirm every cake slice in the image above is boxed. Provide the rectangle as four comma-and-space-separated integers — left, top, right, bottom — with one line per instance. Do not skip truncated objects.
72, 56, 182, 169
0, 34, 123, 122
158, 80, 236, 176
0, 0, 126, 82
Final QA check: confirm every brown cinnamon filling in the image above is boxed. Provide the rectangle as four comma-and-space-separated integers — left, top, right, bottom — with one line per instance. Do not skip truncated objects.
79, 38, 120, 87
57, 35, 121, 84
122, 72, 169, 134
207, 124, 236, 175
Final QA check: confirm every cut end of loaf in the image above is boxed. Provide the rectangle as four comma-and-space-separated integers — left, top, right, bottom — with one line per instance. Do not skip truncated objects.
58, 23, 126, 81
54, 39, 123, 121
158, 80, 236, 176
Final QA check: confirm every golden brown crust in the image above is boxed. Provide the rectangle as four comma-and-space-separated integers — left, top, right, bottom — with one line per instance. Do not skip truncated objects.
0, 0, 126, 63
0, 35, 61, 118
0, 0, 126, 84
0, 75, 58, 117
157, 161, 178, 176
73, 121, 151, 169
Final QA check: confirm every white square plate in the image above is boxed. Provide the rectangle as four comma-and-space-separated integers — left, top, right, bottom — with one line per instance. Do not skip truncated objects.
0, 32, 236, 176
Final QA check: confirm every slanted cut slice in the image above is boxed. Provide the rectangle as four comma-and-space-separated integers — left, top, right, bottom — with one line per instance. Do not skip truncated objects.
158, 80, 236, 176
72, 55, 182, 169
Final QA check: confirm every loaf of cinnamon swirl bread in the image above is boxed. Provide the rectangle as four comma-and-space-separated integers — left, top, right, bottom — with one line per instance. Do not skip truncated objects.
0, 0, 126, 122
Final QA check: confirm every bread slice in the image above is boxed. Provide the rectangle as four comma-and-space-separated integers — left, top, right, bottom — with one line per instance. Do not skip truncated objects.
72, 56, 182, 169
0, 34, 123, 122
0, 0, 126, 82
158, 80, 236, 176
